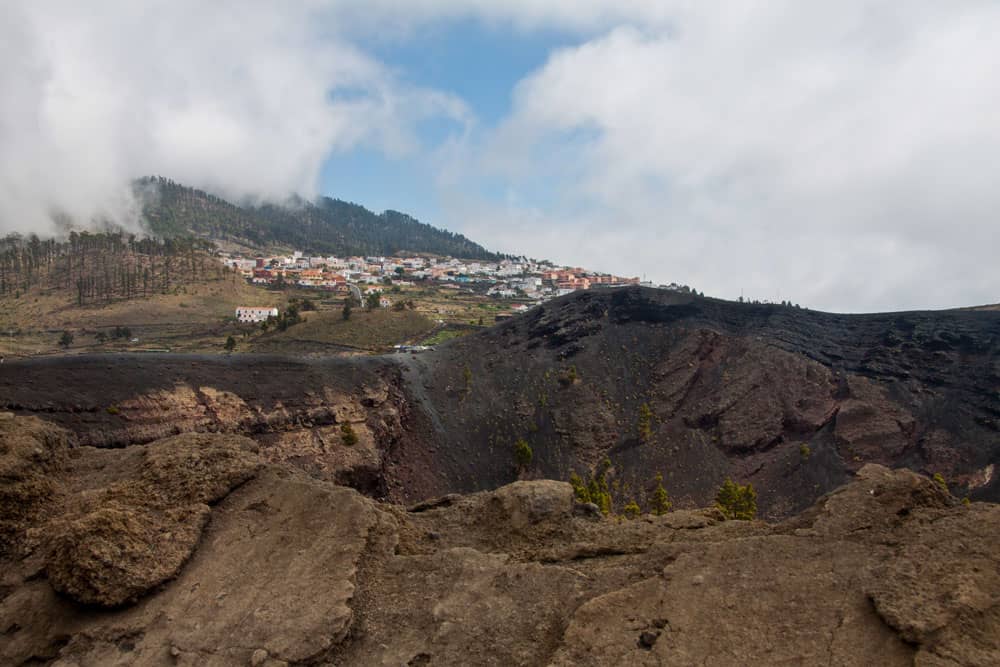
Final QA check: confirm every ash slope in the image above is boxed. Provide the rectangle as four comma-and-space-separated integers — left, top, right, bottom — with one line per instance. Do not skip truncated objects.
2, 418, 999, 666
403, 287, 1000, 517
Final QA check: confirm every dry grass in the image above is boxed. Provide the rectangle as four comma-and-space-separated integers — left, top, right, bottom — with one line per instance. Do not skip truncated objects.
0, 274, 281, 357
251, 308, 437, 353
0, 272, 519, 357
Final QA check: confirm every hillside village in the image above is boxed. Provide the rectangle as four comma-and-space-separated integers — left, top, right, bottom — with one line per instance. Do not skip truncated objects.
220, 250, 700, 313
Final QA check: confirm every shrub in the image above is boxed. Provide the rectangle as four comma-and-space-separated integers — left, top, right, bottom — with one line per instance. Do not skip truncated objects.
340, 422, 358, 447
799, 443, 811, 460
105, 405, 120, 415
715, 478, 757, 520
933, 472, 948, 492
638, 403, 653, 443
58, 330, 74, 348
569, 459, 613, 515
224, 335, 237, 352
514, 438, 533, 470
623, 500, 641, 520
650, 474, 672, 515
558, 365, 579, 386
569, 472, 589, 502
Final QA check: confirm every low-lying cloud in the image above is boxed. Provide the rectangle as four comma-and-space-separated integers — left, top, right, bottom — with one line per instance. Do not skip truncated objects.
442, 2, 1000, 311
3, 1, 999, 311
0, 1, 468, 235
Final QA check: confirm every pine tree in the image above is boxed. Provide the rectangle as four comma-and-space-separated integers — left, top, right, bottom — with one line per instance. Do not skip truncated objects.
340, 422, 358, 446
514, 438, 533, 470
638, 402, 653, 443
715, 478, 757, 520
650, 474, 672, 515
623, 500, 641, 519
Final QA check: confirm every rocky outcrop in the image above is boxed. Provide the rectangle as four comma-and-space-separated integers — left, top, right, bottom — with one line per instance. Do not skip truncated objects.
0, 355, 413, 498
44, 433, 260, 607
0, 416, 997, 666
0, 414, 69, 557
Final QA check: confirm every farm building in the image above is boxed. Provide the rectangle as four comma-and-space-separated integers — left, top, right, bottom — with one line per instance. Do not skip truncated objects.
236, 307, 279, 323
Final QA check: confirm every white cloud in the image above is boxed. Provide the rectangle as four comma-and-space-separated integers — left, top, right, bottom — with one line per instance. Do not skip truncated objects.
441, 2, 1000, 311
4, 1, 999, 310
0, 0, 469, 234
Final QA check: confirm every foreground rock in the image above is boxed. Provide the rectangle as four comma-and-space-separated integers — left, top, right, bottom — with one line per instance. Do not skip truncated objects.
45, 433, 260, 607
0, 416, 997, 666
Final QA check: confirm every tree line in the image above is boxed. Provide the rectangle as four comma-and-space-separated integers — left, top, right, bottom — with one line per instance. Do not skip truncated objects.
139, 176, 506, 260
0, 230, 223, 305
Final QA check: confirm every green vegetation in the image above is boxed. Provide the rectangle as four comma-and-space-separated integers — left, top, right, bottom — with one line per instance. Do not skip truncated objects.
252, 308, 435, 353
650, 474, 672, 515
141, 177, 502, 259
58, 330, 73, 348
342, 299, 353, 320
638, 403, 653, 443
463, 364, 473, 392
420, 328, 469, 345
558, 365, 579, 386
933, 472, 948, 492
799, 443, 811, 460
622, 500, 641, 520
224, 335, 237, 352
365, 291, 381, 311
340, 422, 358, 447
569, 458, 613, 515
715, 478, 757, 520
274, 303, 302, 331
514, 438, 533, 470
105, 405, 120, 415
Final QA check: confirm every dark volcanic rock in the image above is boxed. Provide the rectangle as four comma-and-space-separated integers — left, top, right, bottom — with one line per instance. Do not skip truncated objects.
399, 287, 1000, 517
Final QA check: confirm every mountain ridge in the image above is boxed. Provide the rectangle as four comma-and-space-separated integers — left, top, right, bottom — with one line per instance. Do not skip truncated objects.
138, 176, 503, 260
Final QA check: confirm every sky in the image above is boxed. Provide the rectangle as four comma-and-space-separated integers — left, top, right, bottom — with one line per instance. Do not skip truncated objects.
2, 1, 999, 312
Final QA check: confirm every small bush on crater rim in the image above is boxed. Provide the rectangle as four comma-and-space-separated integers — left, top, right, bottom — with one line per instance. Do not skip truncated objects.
715, 478, 757, 520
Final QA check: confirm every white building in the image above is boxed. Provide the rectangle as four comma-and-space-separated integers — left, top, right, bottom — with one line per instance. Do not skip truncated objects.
236, 307, 279, 323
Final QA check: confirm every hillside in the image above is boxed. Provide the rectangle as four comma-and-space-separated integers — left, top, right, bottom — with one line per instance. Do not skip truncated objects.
402, 287, 1000, 516
1, 416, 998, 665
3, 287, 998, 520
140, 177, 501, 259
0, 231, 287, 356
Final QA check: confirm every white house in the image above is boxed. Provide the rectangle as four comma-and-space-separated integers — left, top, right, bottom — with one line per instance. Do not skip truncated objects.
236, 307, 279, 323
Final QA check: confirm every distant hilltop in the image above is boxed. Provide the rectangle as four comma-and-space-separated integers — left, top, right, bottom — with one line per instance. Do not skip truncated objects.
137, 176, 505, 261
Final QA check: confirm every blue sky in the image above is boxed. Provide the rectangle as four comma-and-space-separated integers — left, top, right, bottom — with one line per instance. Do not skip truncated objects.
320, 19, 578, 225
